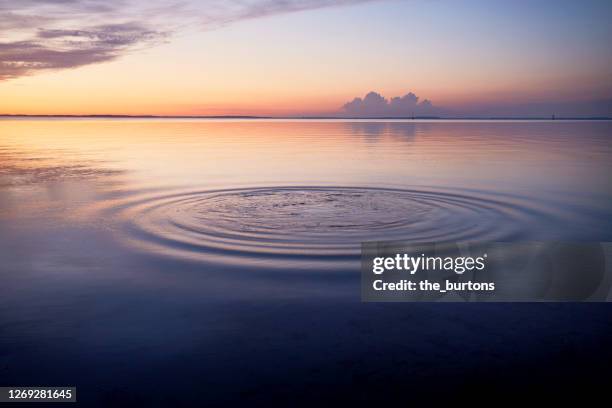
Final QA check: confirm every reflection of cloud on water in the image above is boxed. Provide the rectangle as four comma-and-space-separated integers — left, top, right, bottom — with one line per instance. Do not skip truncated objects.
0, 147, 127, 222
345, 121, 417, 141
0, 150, 124, 187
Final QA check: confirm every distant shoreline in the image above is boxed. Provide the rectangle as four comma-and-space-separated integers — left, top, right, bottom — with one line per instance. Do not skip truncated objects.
1, 114, 610, 120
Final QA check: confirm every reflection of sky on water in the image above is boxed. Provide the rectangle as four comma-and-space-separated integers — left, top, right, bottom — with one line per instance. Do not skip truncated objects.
1, 119, 611, 405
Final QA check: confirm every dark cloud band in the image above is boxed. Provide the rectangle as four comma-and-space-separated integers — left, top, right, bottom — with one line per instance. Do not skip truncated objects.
0, 0, 375, 80
0, 22, 167, 80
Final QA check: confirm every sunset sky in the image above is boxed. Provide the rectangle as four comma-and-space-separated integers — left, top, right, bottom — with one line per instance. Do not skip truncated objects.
1, 0, 611, 117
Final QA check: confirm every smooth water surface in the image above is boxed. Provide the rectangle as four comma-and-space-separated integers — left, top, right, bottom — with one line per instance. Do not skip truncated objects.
1, 119, 611, 404
2, 119, 611, 268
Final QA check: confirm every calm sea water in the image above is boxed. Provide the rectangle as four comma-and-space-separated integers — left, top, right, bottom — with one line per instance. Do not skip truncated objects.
1, 119, 611, 405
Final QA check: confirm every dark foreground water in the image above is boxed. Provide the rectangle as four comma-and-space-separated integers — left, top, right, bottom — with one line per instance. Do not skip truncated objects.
1, 119, 611, 405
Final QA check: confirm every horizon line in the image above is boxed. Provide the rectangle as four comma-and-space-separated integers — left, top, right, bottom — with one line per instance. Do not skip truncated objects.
1, 114, 611, 121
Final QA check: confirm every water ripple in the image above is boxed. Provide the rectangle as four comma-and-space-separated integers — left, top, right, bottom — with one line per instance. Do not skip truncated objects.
89, 186, 564, 269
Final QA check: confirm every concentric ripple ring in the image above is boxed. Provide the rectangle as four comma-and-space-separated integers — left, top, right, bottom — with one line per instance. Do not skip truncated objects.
95, 186, 553, 269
